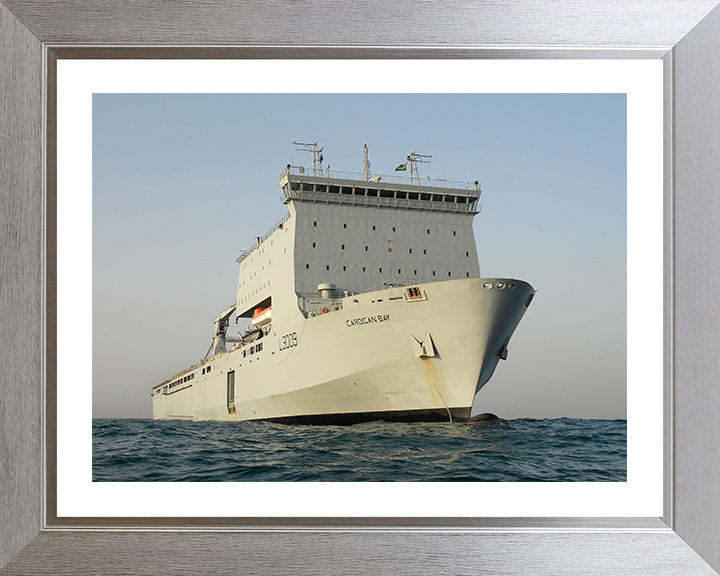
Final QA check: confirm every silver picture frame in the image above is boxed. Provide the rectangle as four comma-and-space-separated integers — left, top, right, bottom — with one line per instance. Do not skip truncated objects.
2, 1, 720, 574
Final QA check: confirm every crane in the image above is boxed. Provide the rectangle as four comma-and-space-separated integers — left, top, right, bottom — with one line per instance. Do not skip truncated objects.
207, 304, 236, 358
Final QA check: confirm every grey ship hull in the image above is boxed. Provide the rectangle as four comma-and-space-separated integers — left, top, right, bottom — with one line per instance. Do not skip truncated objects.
152, 278, 533, 423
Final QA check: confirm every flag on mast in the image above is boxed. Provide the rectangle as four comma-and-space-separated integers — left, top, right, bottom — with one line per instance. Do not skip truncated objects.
395, 163, 408, 171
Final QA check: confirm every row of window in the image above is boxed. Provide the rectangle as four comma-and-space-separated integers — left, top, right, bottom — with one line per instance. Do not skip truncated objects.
170, 373, 195, 389
154, 364, 216, 397
304, 263, 469, 277
310, 244, 469, 258
242, 342, 263, 358
312, 221, 461, 237
238, 280, 271, 305
294, 182, 473, 204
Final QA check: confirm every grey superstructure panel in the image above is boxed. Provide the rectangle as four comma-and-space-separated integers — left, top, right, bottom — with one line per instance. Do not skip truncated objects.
291, 201, 480, 296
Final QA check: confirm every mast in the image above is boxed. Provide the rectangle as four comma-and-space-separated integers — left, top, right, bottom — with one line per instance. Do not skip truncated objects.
362, 144, 371, 180
406, 150, 432, 184
293, 141, 324, 176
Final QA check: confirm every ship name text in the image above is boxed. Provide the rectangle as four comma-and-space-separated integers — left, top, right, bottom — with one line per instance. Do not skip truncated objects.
346, 314, 390, 328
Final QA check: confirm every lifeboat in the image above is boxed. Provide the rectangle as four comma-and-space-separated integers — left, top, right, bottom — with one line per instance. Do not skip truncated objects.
252, 306, 272, 328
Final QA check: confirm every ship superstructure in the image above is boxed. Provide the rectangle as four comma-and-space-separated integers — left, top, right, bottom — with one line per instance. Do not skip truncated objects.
152, 144, 534, 423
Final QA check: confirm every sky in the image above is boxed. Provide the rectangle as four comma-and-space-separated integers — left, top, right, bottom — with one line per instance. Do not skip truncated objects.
92, 93, 626, 419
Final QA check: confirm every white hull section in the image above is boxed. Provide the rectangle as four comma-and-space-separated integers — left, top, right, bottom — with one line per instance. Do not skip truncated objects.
153, 278, 533, 423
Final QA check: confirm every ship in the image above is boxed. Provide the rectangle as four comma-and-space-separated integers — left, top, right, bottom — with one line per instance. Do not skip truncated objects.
152, 143, 535, 423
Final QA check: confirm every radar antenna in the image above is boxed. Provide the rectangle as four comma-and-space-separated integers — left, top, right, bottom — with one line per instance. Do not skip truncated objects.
406, 151, 431, 185
293, 141, 324, 176
362, 144, 371, 180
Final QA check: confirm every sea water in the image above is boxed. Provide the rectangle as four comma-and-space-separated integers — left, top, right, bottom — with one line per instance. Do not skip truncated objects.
92, 418, 626, 482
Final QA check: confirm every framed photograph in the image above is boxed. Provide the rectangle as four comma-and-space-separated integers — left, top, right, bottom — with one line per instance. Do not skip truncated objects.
2, 2, 720, 574
67, 61, 649, 517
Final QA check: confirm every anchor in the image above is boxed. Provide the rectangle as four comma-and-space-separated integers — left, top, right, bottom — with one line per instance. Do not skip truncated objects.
411, 332, 436, 358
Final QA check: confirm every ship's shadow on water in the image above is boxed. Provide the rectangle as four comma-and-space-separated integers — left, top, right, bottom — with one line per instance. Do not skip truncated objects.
92, 418, 626, 482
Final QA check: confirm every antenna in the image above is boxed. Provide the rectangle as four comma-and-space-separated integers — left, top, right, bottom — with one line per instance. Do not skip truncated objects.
362, 144, 371, 181
406, 151, 431, 184
293, 141, 324, 176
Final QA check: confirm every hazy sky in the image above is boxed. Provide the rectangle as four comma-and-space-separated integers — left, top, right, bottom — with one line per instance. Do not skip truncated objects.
92, 93, 626, 419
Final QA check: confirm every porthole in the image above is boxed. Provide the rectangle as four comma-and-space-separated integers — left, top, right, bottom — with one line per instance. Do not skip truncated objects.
497, 282, 506, 290
508, 283, 516, 290
483, 282, 493, 289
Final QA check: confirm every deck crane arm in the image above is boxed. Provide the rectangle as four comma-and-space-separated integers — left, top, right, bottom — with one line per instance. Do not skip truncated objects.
208, 304, 236, 358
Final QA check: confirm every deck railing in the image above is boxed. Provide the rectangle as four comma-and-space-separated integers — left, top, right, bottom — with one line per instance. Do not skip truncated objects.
235, 212, 291, 264
283, 188, 479, 214
283, 165, 478, 191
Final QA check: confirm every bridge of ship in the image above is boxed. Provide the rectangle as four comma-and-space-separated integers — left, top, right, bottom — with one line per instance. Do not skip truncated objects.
280, 168, 481, 214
